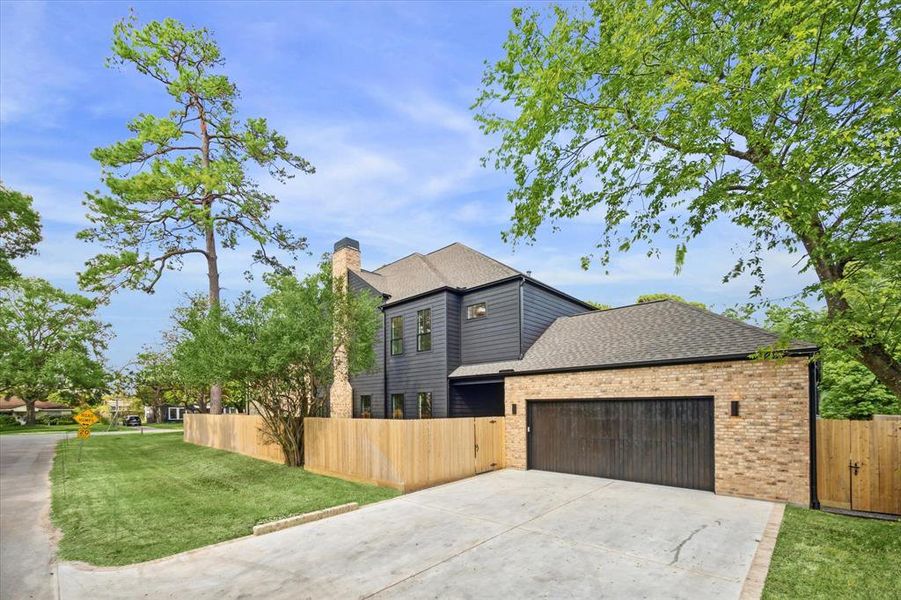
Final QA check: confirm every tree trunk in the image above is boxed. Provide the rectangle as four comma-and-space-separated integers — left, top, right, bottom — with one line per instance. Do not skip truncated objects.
24, 399, 36, 426
198, 100, 223, 415
800, 235, 901, 398
854, 340, 901, 399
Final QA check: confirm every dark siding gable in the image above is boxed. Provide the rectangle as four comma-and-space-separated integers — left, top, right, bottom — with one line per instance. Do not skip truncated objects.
460, 280, 521, 364
521, 282, 588, 353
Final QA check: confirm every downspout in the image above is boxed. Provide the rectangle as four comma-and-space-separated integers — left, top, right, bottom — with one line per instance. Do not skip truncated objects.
518, 276, 525, 359
808, 359, 821, 509
382, 308, 388, 419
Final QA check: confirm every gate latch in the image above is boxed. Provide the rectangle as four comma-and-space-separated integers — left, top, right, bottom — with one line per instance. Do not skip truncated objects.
850, 461, 860, 476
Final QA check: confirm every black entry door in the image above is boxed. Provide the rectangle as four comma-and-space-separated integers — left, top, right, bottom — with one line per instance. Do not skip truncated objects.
527, 398, 715, 491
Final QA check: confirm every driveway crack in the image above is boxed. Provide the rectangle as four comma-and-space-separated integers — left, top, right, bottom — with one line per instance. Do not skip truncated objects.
669, 523, 707, 566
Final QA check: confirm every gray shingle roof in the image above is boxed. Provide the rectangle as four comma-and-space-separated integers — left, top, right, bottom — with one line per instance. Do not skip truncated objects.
356, 242, 521, 303
449, 300, 817, 378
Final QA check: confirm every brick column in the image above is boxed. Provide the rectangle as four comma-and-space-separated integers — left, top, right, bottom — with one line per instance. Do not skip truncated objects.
329, 238, 361, 418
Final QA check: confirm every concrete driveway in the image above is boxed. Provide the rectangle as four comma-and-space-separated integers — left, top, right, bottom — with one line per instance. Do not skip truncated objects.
59, 469, 778, 599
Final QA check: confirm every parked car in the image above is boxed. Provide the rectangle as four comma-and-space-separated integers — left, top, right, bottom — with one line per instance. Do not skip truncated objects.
123, 415, 142, 427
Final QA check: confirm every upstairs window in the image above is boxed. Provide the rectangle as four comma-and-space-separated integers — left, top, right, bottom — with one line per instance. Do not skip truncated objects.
417, 309, 432, 351
391, 394, 405, 419
360, 395, 372, 418
466, 302, 487, 319
390, 316, 404, 355
418, 392, 432, 419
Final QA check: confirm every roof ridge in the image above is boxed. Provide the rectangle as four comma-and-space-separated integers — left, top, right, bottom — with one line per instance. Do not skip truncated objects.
373, 251, 425, 273
430, 242, 523, 277
670, 299, 780, 340
562, 299, 666, 318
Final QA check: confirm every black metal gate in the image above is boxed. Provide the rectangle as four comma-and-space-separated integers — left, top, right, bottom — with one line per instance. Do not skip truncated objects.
527, 397, 715, 491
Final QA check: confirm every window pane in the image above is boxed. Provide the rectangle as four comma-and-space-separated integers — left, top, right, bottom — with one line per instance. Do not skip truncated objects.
390, 316, 404, 355
417, 309, 432, 351
360, 395, 372, 418
391, 394, 405, 419
418, 392, 432, 419
466, 302, 487, 319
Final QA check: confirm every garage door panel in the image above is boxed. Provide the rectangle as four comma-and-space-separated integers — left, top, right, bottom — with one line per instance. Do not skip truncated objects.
528, 398, 714, 491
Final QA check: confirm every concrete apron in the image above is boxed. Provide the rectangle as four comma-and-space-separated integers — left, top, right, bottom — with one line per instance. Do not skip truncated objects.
58, 469, 776, 600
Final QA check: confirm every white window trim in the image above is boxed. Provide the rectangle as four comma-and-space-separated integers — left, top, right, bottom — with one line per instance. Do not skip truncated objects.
168, 407, 183, 421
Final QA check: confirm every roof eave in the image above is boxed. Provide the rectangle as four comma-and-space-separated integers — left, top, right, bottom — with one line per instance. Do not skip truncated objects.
448, 347, 818, 380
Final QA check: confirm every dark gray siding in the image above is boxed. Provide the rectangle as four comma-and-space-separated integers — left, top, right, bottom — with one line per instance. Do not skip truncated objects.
446, 294, 462, 374
384, 292, 449, 418
349, 317, 385, 418
449, 382, 505, 417
521, 282, 588, 353
348, 271, 385, 418
460, 280, 521, 364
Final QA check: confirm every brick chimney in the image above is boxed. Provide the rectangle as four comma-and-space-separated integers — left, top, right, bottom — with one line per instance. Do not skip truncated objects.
330, 237, 360, 418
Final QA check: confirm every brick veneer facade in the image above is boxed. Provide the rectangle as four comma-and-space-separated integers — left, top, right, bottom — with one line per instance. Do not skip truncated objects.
504, 357, 812, 505
329, 241, 362, 419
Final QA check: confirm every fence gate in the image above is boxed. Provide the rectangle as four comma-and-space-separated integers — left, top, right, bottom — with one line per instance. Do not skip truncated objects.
817, 417, 900, 515
474, 417, 504, 474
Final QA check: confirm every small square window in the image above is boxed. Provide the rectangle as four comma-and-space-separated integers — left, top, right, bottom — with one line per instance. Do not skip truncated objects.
417, 309, 432, 352
418, 392, 432, 419
466, 302, 487, 319
391, 394, 405, 419
360, 395, 372, 418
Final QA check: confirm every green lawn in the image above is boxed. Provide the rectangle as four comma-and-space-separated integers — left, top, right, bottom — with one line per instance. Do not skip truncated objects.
0, 423, 122, 435
50, 432, 397, 566
763, 506, 901, 599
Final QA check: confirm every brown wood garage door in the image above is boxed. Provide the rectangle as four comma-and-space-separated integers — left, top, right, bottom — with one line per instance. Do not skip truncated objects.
527, 398, 715, 491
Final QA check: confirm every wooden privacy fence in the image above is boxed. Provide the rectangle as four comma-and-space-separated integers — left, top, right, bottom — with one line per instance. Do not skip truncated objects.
304, 417, 505, 492
184, 414, 285, 464
817, 416, 900, 515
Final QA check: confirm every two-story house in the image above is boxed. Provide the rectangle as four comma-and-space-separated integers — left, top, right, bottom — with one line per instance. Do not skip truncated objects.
329, 237, 820, 506
331, 237, 592, 420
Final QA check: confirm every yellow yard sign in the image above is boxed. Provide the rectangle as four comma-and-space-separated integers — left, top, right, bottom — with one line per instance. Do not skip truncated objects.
74, 409, 99, 427
74, 408, 99, 439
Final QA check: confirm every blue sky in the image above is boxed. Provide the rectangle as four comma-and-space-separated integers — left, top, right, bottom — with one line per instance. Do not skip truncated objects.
0, 1, 815, 367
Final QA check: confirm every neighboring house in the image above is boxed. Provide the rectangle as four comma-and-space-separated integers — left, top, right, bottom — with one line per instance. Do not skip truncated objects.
0, 398, 73, 422
159, 404, 239, 422
330, 238, 819, 505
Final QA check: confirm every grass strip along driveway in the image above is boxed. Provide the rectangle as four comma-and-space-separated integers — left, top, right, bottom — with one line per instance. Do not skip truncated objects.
763, 506, 900, 598
50, 432, 397, 566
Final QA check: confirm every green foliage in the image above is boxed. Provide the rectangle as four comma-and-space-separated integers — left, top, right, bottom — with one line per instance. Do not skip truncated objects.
636, 293, 706, 310
476, 0, 901, 396
35, 413, 76, 426
586, 300, 611, 310
0, 414, 18, 427
0, 278, 109, 423
79, 14, 313, 295
765, 301, 899, 418
0, 183, 42, 280
162, 260, 381, 463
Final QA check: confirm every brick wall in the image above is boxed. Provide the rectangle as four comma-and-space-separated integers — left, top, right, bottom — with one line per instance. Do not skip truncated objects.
504, 357, 811, 505
329, 243, 361, 418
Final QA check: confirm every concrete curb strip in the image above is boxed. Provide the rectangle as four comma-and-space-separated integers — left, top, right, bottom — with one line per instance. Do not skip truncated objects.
252, 502, 359, 535
739, 502, 785, 600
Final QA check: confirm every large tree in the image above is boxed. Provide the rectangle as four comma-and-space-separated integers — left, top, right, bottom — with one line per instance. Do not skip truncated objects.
0, 278, 109, 424
79, 16, 313, 413
0, 184, 42, 281
475, 0, 900, 396
167, 261, 380, 465
766, 298, 899, 418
